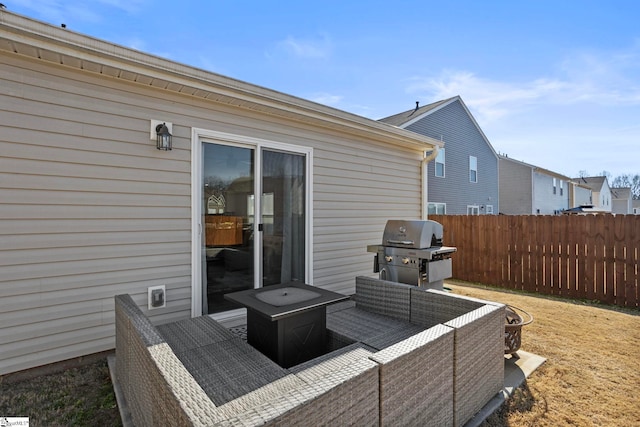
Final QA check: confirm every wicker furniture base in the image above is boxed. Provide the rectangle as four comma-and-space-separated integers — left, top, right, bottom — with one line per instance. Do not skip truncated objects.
351, 276, 506, 427
115, 277, 505, 427
115, 294, 379, 427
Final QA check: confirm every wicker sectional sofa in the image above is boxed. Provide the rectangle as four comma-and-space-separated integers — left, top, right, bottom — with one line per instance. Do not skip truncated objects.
115, 294, 379, 426
350, 276, 505, 427
114, 277, 504, 427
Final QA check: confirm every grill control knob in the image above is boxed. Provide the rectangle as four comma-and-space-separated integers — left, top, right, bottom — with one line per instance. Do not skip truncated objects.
385, 256, 393, 262
402, 257, 410, 264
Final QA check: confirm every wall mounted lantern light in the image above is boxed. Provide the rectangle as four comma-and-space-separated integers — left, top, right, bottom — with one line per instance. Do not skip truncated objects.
155, 122, 172, 150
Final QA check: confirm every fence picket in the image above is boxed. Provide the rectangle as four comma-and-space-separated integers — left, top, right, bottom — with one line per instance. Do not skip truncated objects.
559, 216, 568, 297
594, 215, 607, 302
576, 216, 587, 299
567, 216, 579, 299
524, 216, 537, 292
551, 216, 561, 296
627, 216, 640, 307
613, 216, 626, 306
542, 216, 552, 295
584, 216, 597, 300
604, 216, 616, 304
499, 215, 509, 287
512, 217, 523, 290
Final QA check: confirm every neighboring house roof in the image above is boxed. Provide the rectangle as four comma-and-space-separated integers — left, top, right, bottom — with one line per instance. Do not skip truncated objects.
499, 155, 573, 181
378, 98, 456, 127
0, 10, 442, 152
379, 95, 499, 158
573, 176, 608, 192
611, 187, 632, 200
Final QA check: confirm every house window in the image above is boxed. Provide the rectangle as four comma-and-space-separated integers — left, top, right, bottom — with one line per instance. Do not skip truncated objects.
435, 148, 445, 178
427, 202, 446, 215
486, 205, 494, 214
207, 194, 226, 214
553, 178, 557, 195
467, 205, 479, 215
560, 180, 564, 196
469, 156, 477, 183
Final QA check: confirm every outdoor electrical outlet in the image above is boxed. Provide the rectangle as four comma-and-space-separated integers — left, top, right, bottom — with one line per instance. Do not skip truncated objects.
148, 285, 166, 310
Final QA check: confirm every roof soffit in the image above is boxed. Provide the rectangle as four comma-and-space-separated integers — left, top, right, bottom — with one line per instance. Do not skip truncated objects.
0, 11, 442, 151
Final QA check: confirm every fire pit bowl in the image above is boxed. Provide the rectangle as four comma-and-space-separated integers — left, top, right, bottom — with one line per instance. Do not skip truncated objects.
255, 287, 321, 306
505, 305, 533, 355
225, 282, 349, 367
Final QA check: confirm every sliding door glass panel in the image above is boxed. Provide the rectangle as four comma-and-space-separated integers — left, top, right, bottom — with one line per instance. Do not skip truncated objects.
202, 143, 254, 314
261, 149, 306, 286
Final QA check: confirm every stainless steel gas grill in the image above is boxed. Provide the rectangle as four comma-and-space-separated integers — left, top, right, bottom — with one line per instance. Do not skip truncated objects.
367, 219, 456, 290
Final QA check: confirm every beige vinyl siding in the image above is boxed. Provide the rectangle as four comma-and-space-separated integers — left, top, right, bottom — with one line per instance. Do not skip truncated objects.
312, 140, 422, 292
1, 55, 192, 374
1, 50, 425, 373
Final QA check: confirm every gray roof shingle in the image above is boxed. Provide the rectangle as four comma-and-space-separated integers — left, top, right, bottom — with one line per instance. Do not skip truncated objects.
379, 97, 458, 126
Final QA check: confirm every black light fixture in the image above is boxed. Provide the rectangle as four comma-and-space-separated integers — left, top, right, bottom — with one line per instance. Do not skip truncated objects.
155, 122, 172, 150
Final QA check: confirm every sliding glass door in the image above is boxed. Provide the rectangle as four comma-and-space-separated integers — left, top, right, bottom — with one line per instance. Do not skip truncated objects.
202, 143, 255, 314
200, 140, 308, 314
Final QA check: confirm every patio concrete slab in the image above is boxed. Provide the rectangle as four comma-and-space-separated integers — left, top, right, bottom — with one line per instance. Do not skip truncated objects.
465, 350, 547, 427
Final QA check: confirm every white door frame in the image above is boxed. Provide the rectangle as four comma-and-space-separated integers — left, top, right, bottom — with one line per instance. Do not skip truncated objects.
190, 128, 313, 317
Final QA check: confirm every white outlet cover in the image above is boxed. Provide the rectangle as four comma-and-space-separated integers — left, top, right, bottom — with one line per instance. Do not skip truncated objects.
148, 285, 166, 310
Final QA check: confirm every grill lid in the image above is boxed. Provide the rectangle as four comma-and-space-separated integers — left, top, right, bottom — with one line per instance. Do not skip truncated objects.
382, 219, 443, 249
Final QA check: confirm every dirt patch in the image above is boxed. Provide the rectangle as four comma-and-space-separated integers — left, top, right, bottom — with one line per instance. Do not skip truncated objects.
447, 281, 640, 427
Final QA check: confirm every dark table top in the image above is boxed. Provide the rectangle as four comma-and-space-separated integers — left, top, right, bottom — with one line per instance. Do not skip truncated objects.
224, 281, 349, 321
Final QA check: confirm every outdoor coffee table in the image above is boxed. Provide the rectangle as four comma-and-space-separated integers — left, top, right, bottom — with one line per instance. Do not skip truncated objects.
225, 281, 349, 368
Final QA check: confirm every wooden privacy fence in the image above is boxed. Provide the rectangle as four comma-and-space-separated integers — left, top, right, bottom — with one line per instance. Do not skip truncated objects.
430, 215, 640, 309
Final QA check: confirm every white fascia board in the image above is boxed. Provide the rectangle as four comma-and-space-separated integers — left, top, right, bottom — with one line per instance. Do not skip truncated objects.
0, 10, 441, 152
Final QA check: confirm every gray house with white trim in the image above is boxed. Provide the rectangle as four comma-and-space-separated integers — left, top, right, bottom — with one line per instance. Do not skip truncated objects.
0, 10, 442, 375
380, 97, 499, 215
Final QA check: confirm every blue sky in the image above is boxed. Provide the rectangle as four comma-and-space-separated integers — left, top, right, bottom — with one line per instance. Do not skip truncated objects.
8, 1, 640, 179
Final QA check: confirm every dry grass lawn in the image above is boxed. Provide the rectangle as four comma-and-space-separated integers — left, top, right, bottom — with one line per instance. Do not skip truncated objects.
447, 280, 640, 427
2, 281, 638, 426
0, 358, 120, 426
